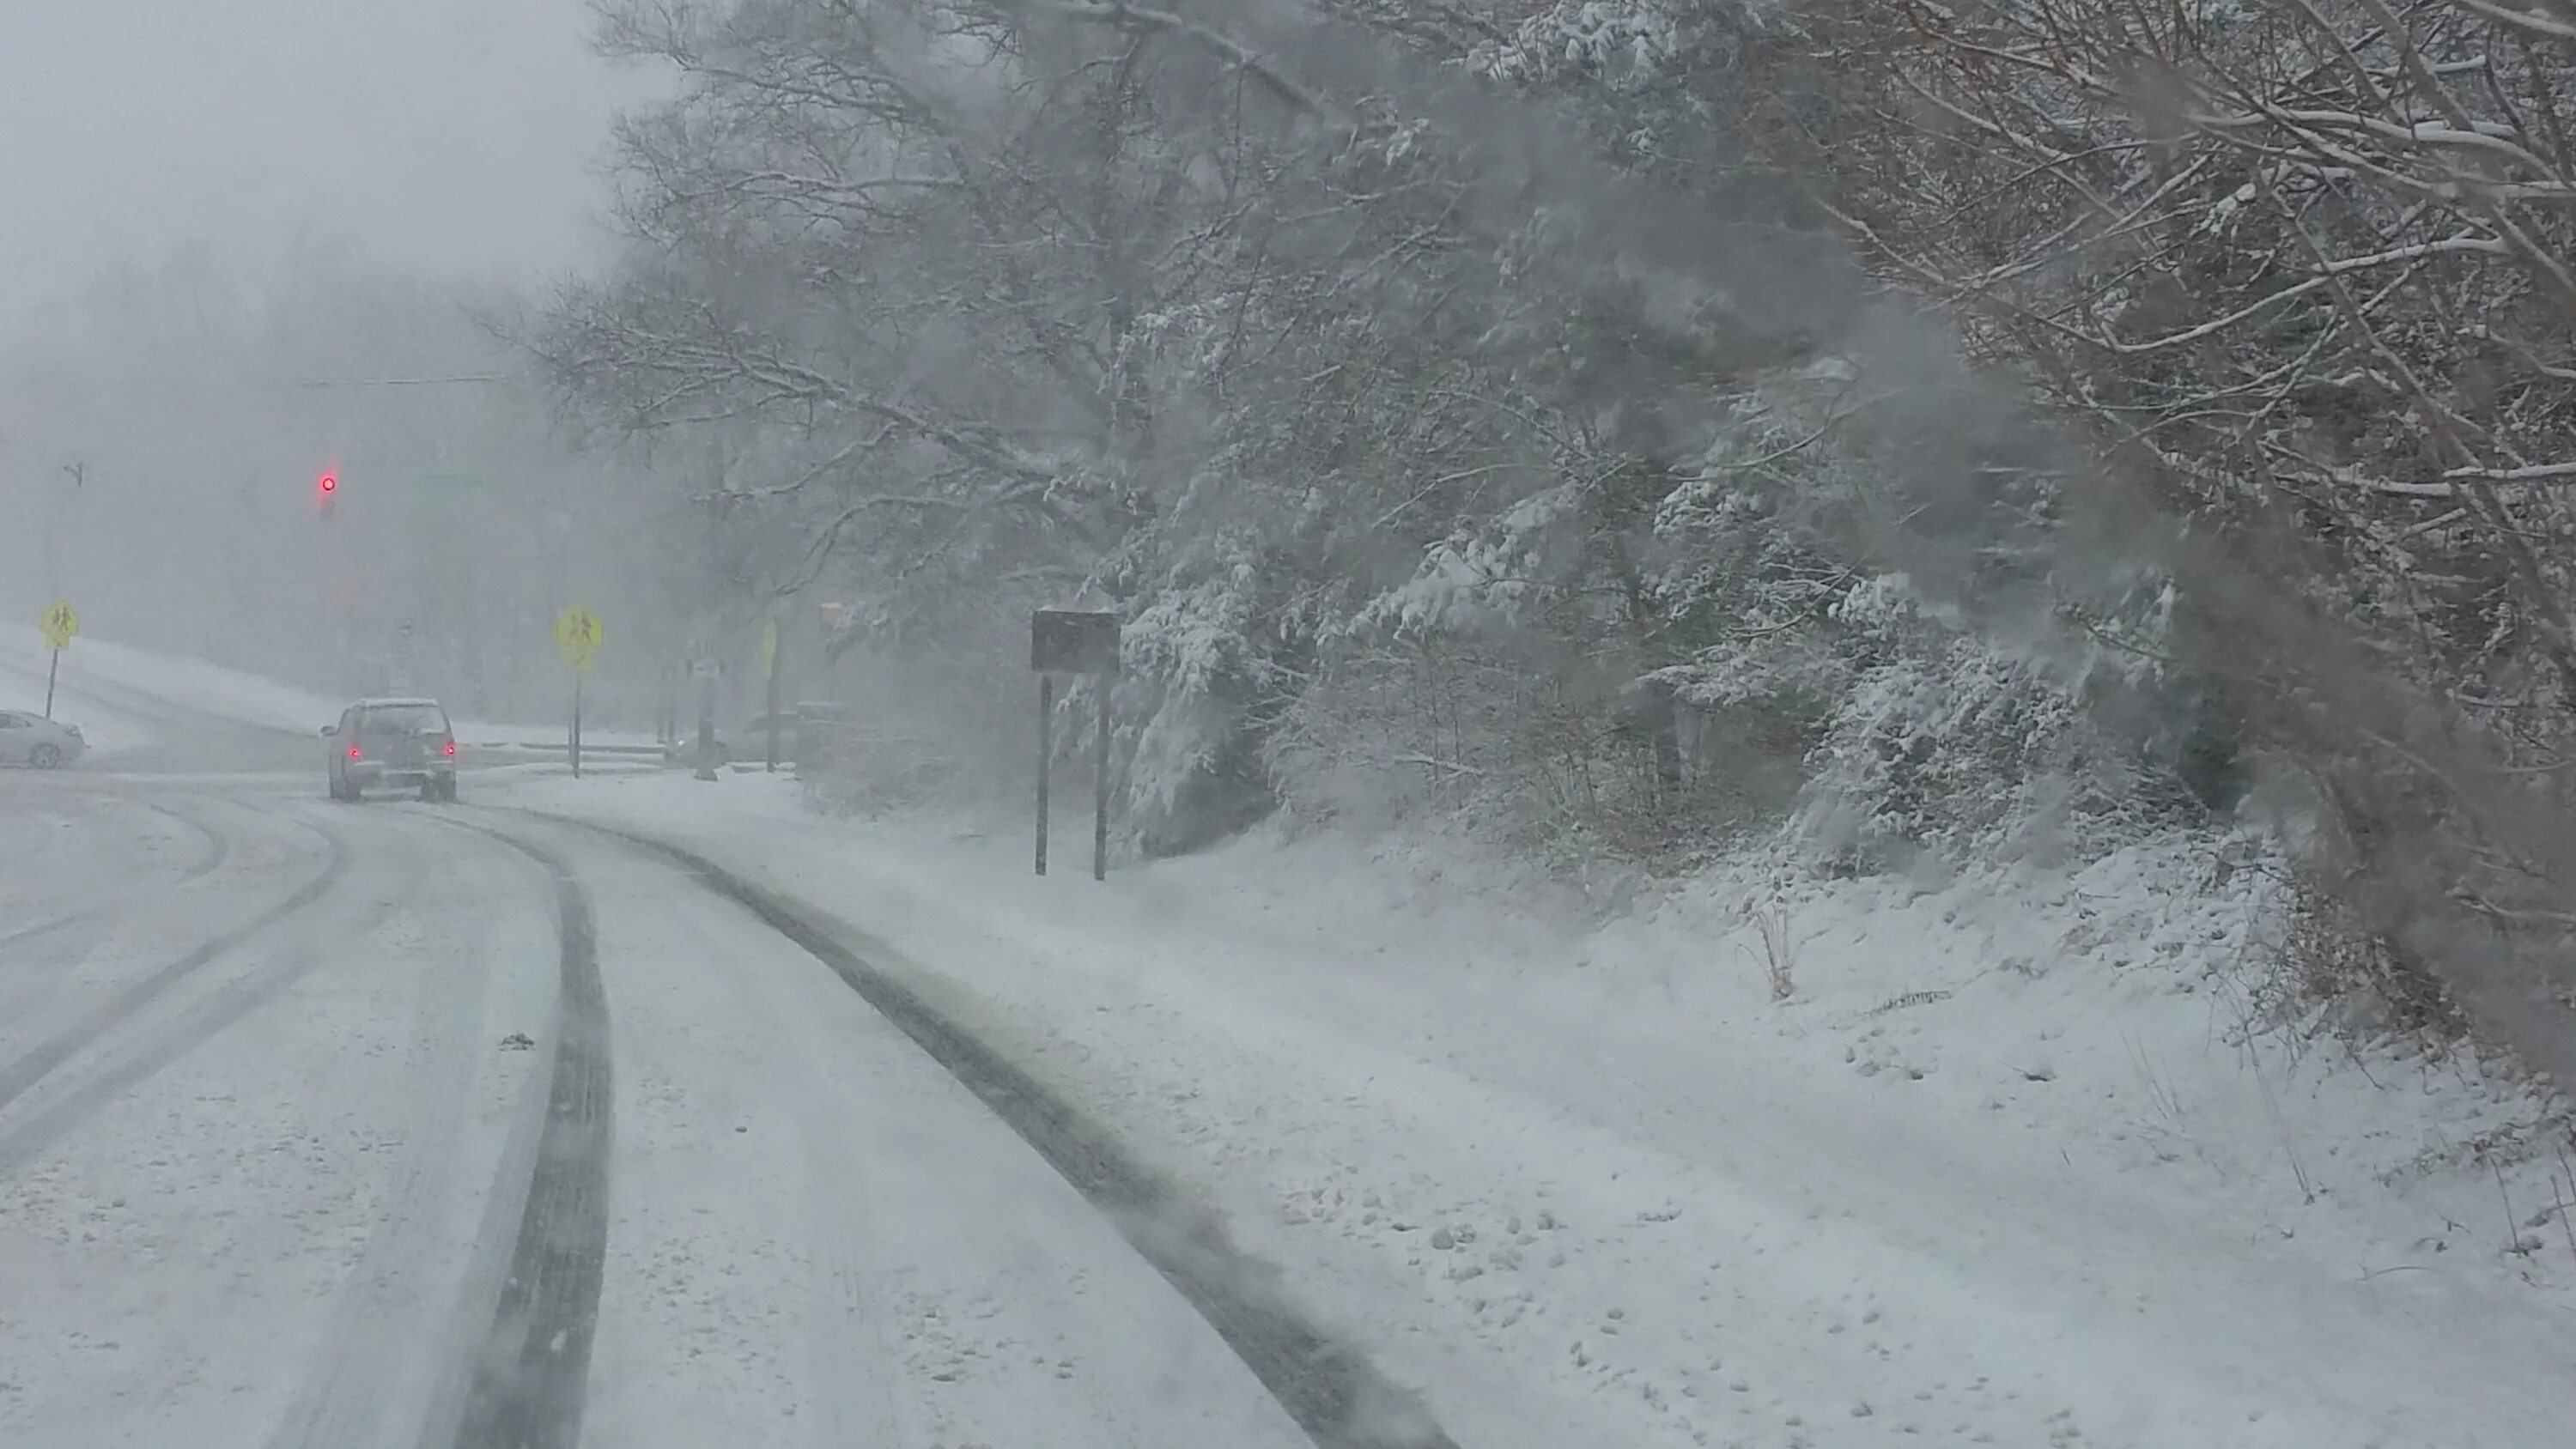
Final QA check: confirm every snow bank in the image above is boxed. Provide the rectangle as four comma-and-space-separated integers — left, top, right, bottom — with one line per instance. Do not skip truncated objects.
0, 657, 158, 756
498, 769, 2576, 1448
1, 627, 338, 735
0, 628, 653, 748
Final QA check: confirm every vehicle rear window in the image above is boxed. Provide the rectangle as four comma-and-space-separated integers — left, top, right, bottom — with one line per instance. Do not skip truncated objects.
358, 705, 449, 734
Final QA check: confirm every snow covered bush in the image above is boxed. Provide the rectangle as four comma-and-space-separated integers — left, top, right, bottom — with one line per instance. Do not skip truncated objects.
544, 0, 2576, 1081
1116, 554, 1300, 858
1789, 573, 2125, 870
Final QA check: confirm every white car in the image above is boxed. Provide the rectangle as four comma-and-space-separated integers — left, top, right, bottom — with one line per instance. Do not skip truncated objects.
0, 711, 85, 768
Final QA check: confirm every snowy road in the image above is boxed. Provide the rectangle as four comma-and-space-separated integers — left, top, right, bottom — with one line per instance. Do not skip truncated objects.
0, 761, 1354, 1447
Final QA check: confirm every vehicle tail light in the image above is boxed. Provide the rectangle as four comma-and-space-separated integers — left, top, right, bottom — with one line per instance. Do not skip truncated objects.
444, 740, 457, 757
349, 746, 361, 760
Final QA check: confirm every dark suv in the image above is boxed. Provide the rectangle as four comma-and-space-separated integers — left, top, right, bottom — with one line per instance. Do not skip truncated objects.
325, 698, 458, 802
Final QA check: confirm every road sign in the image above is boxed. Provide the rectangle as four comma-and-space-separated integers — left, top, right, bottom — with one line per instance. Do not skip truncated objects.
758, 618, 779, 673
39, 599, 78, 651
556, 605, 604, 651
1030, 609, 1121, 882
555, 605, 603, 672
1031, 609, 1121, 675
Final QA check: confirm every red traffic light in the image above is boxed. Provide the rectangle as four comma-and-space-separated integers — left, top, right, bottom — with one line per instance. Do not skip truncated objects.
318, 472, 337, 494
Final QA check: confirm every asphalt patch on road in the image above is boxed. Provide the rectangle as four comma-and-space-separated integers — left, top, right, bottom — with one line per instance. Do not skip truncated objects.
440, 823, 613, 1449
568, 818, 1459, 1449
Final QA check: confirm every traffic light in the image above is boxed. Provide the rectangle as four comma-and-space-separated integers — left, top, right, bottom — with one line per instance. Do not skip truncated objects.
317, 470, 338, 518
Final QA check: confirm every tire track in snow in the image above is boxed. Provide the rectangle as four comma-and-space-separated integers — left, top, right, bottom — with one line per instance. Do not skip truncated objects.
437, 822, 612, 1449
556, 816, 1457, 1449
647, 892, 926, 1449
0, 815, 348, 1123
136, 798, 232, 879
260, 816, 517, 1449
0, 822, 392, 1181
0, 796, 228, 955
137, 797, 233, 885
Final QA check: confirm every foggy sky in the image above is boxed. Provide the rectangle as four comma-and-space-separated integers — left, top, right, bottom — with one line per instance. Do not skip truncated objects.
0, 0, 656, 320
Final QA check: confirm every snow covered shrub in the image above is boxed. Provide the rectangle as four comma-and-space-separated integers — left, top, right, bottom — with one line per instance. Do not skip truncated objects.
1790, 573, 2174, 871
794, 645, 1029, 818
1267, 628, 1671, 852
1263, 640, 1512, 829
798, 726, 983, 817
2269, 882, 2471, 1046
1117, 547, 1308, 858
1735, 894, 1800, 999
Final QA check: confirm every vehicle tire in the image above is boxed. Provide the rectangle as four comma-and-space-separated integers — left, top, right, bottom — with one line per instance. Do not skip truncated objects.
28, 744, 60, 769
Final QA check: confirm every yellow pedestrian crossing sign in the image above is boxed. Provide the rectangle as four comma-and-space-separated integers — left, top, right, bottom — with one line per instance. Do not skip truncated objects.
39, 599, 78, 651
555, 605, 602, 671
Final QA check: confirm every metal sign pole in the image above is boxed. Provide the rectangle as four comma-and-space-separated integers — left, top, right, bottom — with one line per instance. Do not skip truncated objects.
44, 650, 59, 719
1036, 673, 1054, 876
694, 662, 720, 781
553, 607, 604, 777
1092, 678, 1110, 882
765, 627, 783, 773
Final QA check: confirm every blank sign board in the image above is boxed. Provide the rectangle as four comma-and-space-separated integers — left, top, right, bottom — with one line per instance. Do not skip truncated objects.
1030, 609, 1121, 674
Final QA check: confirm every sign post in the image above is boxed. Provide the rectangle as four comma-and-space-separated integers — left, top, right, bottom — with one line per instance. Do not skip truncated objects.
555, 605, 603, 778
760, 616, 782, 773
1036, 673, 1054, 876
38, 599, 78, 719
1030, 609, 1121, 882
691, 657, 723, 781
1094, 664, 1112, 879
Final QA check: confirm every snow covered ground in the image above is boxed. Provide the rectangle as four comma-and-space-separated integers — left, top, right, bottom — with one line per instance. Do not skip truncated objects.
0, 627, 338, 737
0, 660, 159, 758
0, 627, 658, 753
14, 631, 2576, 1446
491, 767, 2576, 1449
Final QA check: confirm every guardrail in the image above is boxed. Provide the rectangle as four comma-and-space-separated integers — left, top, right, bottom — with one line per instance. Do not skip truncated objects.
464, 741, 671, 759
